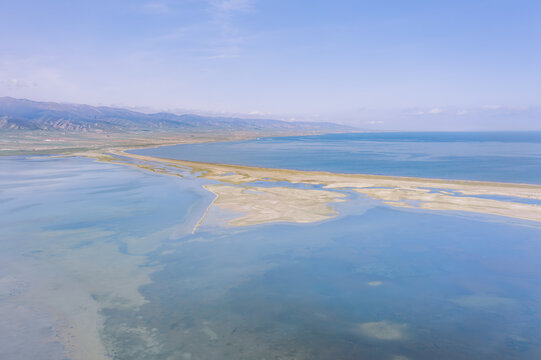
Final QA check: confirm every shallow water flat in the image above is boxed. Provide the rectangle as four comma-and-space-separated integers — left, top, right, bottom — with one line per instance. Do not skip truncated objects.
1, 155, 541, 359
0, 156, 212, 359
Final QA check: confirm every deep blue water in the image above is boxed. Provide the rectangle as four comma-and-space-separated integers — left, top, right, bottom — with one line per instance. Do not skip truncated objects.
132, 132, 541, 184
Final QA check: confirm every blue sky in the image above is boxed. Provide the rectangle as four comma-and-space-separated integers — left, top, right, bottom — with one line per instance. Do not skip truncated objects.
1, 0, 540, 129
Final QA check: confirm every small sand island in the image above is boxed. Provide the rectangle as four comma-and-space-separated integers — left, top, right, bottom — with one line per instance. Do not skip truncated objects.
87, 150, 541, 228
204, 184, 347, 227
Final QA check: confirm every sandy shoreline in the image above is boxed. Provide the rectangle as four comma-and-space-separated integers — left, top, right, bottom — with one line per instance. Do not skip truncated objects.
101, 150, 541, 224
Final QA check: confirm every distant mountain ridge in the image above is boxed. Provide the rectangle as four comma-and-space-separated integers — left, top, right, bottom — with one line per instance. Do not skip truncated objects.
0, 97, 354, 133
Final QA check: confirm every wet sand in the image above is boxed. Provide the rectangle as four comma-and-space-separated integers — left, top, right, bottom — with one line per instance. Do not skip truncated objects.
204, 184, 346, 226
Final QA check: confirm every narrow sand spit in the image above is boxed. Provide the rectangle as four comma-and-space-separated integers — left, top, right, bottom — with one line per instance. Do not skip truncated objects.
103, 150, 541, 225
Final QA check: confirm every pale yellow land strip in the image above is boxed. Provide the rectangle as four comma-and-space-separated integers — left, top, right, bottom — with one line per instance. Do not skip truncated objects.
192, 192, 218, 233
105, 150, 541, 223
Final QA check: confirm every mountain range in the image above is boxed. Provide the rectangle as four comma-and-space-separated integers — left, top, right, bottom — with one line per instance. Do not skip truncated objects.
0, 97, 353, 133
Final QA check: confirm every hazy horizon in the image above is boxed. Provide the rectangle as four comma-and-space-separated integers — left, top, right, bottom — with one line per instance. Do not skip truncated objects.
1, 0, 540, 130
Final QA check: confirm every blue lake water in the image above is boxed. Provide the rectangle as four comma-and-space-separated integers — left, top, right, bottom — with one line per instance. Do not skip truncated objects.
132, 132, 541, 184
1, 145, 541, 359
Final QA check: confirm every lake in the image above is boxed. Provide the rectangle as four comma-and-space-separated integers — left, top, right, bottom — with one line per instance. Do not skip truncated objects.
132, 132, 541, 184
2, 133, 541, 359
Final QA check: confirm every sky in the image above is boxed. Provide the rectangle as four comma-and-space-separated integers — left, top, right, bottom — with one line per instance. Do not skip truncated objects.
1, 0, 540, 130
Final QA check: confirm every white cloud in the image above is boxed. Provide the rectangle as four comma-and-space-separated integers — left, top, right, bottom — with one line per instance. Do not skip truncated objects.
153, 25, 196, 42
410, 108, 444, 116
509, 106, 529, 111
200, 1, 256, 59
247, 110, 273, 116
0, 56, 82, 102
149, 0, 253, 59
367, 120, 383, 125
211, 0, 255, 13
142, 1, 171, 14
0, 78, 37, 89
483, 105, 503, 110
457, 110, 469, 115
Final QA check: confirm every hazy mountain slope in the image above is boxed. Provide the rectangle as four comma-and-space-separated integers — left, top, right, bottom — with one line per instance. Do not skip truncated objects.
0, 97, 354, 133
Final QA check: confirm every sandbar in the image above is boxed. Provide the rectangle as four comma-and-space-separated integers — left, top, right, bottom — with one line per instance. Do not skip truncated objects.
105, 150, 541, 225
204, 184, 346, 226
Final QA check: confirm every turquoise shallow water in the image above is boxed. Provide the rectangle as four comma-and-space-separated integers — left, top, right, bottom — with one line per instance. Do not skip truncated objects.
132, 209, 541, 360
132, 131, 541, 184
1, 151, 541, 359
